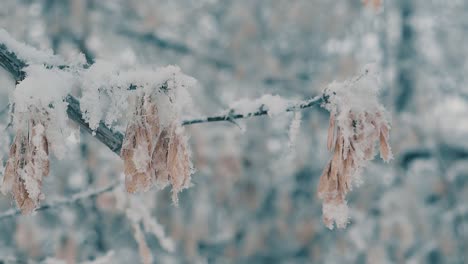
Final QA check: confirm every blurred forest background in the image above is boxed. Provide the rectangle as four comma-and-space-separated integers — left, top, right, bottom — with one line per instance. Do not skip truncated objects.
0, 0, 467, 263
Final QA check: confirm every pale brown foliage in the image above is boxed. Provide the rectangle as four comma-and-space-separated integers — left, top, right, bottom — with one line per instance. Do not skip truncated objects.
121, 93, 192, 203
2, 119, 49, 214
122, 95, 160, 193
318, 110, 392, 228
166, 124, 192, 203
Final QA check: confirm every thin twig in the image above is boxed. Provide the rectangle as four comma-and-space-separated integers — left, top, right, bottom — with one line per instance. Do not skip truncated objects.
0, 181, 121, 220
181, 95, 324, 125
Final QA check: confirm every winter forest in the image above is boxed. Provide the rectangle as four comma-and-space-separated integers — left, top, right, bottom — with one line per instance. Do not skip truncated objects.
0, 0, 466, 263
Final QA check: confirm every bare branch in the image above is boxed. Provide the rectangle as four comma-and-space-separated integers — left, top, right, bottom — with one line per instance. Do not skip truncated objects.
0, 181, 120, 220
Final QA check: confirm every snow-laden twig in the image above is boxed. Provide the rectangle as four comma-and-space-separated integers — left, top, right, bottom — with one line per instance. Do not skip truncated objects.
0, 36, 326, 155
181, 95, 324, 125
0, 181, 120, 220
0, 96, 326, 219
0, 33, 329, 219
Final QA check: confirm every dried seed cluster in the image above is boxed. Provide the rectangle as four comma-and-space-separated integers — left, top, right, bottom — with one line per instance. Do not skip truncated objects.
2, 117, 49, 214
318, 80, 393, 229
121, 93, 192, 204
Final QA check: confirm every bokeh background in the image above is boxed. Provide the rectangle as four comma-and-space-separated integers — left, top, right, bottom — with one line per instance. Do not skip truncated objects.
0, 0, 467, 263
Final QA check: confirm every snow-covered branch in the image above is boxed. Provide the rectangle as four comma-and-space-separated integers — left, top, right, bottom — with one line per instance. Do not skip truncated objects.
0, 30, 328, 217
0, 33, 326, 155
182, 95, 324, 126
0, 29, 392, 230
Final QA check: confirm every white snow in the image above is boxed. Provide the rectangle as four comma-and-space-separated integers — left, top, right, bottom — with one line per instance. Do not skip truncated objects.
0, 28, 66, 65
324, 63, 383, 114
14, 65, 75, 159
14, 65, 73, 113
323, 201, 350, 230
133, 142, 151, 173
80, 62, 195, 130
20, 169, 41, 201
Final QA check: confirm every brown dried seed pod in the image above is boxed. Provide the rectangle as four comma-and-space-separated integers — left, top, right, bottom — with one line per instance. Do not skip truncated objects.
318, 108, 393, 228
122, 94, 162, 193
151, 128, 170, 187
167, 123, 191, 204
3, 120, 50, 214
379, 124, 392, 162
327, 113, 335, 151
121, 93, 192, 200
318, 133, 348, 201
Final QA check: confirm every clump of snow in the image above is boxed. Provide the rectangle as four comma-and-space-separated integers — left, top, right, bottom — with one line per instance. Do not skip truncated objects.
14, 65, 76, 159
324, 63, 382, 114
80, 60, 126, 130
0, 28, 67, 66
322, 201, 349, 229
139, 65, 195, 128
21, 169, 42, 201
14, 65, 72, 112
80, 62, 195, 131
229, 94, 292, 117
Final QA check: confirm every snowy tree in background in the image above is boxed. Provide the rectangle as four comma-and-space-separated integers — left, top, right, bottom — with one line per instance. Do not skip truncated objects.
0, 0, 466, 263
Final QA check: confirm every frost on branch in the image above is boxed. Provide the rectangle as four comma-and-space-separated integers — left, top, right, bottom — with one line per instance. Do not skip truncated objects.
121, 67, 194, 203
318, 65, 393, 229
80, 60, 130, 130
0, 28, 68, 66
229, 94, 292, 116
